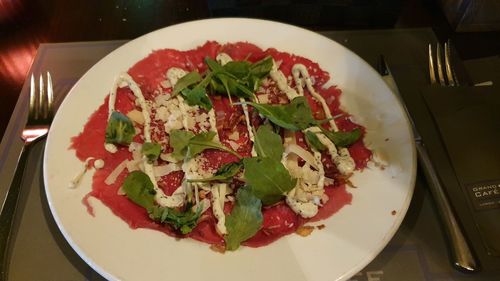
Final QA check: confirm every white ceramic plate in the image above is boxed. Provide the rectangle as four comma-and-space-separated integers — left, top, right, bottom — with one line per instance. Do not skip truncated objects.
44, 18, 416, 281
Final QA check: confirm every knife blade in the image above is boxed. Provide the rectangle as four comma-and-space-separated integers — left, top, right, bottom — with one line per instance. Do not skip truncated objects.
378, 56, 479, 272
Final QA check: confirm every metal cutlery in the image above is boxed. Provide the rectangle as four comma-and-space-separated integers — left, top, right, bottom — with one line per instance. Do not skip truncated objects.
0, 73, 54, 279
379, 55, 479, 273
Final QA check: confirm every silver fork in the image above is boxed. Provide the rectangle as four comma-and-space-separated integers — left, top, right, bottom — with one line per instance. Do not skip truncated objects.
0, 73, 54, 279
429, 41, 460, 86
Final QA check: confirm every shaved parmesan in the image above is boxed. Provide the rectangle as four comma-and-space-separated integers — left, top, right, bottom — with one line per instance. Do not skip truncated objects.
105, 160, 128, 185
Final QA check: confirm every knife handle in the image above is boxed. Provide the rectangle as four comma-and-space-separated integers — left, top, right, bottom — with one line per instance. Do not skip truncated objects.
416, 143, 479, 272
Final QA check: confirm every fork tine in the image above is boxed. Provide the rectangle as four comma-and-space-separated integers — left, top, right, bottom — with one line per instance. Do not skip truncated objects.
29, 74, 36, 119
436, 43, 446, 86
39, 74, 46, 119
428, 44, 437, 84
47, 72, 54, 118
444, 41, 456, 86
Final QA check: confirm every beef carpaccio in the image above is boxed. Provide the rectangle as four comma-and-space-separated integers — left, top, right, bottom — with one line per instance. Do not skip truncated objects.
71, 41, 372, 251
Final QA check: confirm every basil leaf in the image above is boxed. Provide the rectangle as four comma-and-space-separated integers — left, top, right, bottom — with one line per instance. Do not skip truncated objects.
305, 131, 326, 151
180, 87, 212, 111
321, 127, 362, 147
148, 205, 202, 235
172, 71, 202, 96
122, 171, 156, 209
246, 96, 317, 131
170, 129, 195, 161
187, 131, 242, 159
243, 157, 297, 205
105, 111, 136, 145
225, 187, 263, 251
188, 161, 243, 183
141, 142, 162, 162
254, 125, 283, 161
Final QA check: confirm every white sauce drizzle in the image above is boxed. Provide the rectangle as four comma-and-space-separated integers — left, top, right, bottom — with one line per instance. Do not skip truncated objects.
291, 64, 355, 175
69, 157, 103, 189
270, 60, 299, 100
270, 61, 355, 217
94, 159, 105, 169
108, 73, 182, 208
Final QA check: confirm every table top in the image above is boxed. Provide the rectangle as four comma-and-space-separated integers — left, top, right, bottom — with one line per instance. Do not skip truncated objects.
1, 28, 499, 280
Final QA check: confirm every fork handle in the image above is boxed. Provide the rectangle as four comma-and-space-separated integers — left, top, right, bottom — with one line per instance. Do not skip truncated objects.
0, 144, 30, 279
416, 143, 479, 272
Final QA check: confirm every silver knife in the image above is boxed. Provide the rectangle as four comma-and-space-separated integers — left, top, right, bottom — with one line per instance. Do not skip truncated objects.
379, 56, 479, 272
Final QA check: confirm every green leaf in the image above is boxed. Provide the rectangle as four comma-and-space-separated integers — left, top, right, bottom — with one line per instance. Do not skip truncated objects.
243, 157, 297, 205
305, 131, 326, 151
122, 171, 202, 234
122, 171, 156, 209
172, 71, 202, 96
188, 161, 243, 183
205, 57, 225, 72
187, 131, 242, 159
169, 129, 195, 161
180, 87, 213, 111
170, 130, 242, 160
141, 142, 162, 162
225, 187, 263, 251
105, 111, 136, 145
249, 56, 273, 78
320, 127, 362, 147
148, 205, 202, 235
223, 61, 251, 79
254, 125, 284, 161
204, 57, 262, 100
245, 96, 317, 131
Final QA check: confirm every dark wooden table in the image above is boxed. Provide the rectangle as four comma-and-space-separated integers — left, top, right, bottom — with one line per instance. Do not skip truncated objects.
1, 0, 499, 139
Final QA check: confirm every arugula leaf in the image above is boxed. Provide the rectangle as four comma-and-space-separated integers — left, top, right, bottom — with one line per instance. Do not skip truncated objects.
180, 87, 212, 111
169, 130, 242, 160
122, 171, 201, 234
204, 57, 266, 100
148, 205, 202, 235
320, 127, 362, 147
249, 56, 273, 78
305, 131, 326, 151
188, 161, 243, 183
105, 111, 136, 145
223, 61, 251, 79
245, 96, 318, 131
172, 71, 202, 96
122, 171, 156, 209
225, 187, 263, 251
141, 142, 162, 162
187, 131, 242, 159
243, 157, 297, 205
170, 129, 195, 160
254, 125, 283, 161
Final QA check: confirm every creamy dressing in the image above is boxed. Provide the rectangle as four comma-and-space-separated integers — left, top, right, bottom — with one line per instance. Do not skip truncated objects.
270, 60, 300, 100
291, 64, 355, 175
107, 73, 183, 208
211, 183, 228, 235
69, 157, 94, 189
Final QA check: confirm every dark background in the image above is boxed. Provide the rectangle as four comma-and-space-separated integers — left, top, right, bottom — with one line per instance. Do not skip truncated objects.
1, 0, 499, 139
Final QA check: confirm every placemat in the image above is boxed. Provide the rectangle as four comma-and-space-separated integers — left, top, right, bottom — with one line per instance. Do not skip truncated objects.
422, 85, 500, 257
1, 30, 499, 280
